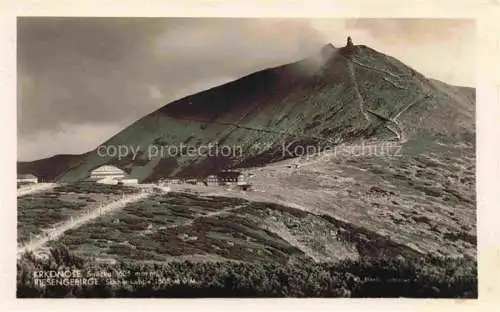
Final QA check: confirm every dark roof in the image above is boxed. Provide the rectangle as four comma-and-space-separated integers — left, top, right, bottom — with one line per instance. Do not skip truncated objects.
216, 171, 241, 178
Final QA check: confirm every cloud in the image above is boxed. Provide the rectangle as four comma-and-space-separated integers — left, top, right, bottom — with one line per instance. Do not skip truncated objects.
18, 18, 324, 135
148, 85, 164, 99
18, 124, 124, 161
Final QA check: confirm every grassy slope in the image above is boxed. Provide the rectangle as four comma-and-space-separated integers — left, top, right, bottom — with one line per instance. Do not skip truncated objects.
17, 184, 140, 244
50, 191, 425, 265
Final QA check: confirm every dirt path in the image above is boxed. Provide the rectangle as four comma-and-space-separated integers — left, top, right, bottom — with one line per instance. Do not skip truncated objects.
17, 186, 170, 256
347, 61, 371, 123
17, 183, 58, 197
350, 58, 402, 79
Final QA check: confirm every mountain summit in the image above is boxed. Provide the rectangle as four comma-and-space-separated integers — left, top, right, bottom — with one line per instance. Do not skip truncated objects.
19, 43, 474, 182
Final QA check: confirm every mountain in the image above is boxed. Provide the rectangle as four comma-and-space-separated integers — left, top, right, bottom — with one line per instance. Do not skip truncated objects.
18, 42, 475, 182
17, 153, 87, 182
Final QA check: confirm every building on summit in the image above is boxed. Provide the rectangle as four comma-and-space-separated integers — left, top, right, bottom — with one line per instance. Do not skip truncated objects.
347, 36, 353, 48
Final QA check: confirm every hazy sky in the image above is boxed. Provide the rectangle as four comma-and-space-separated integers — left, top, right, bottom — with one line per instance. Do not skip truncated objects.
18, 18, 475, 161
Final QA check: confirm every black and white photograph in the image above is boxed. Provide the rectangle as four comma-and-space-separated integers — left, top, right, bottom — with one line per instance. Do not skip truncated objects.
15, 16, 478, 298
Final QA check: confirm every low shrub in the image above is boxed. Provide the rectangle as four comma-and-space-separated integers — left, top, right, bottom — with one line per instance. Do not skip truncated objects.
17, 245, 477, 298
53, 183, 139, 195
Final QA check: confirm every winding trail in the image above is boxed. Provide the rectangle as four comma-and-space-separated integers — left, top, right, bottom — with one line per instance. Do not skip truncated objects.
348, 57, 434, 143
170, 115, 329, 142
347, 61, 371, 123
392, 94, 432, 121
17, 186, 170, 256
383, 77, 407, 89
366, 109, 403, 141
366, 94, 432, 143
349, 58, 404, 141
350, 58, 402, 79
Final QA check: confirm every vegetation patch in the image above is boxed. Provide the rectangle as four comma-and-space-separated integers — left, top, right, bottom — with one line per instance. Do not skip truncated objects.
17, 196, 87, 244
17, 245, 477, 298
53, 182, 139, 195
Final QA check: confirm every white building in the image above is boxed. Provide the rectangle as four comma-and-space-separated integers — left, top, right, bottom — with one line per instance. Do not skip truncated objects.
120, 178, 139, 185
95, 177, 119, 185
89, 165, 126, 181
90, 165, 139, 185
17, 174, 38, 184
